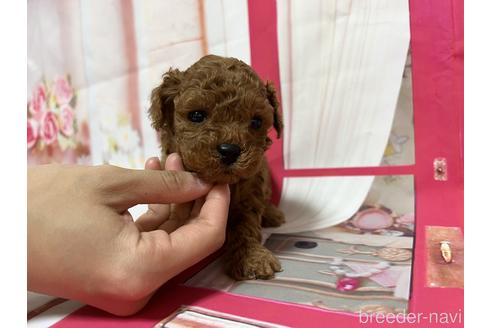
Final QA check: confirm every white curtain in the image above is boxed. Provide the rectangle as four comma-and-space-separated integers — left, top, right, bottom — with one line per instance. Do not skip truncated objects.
267, 175, 375, 234
272, 0, 410, 233
278, 0, 410, 169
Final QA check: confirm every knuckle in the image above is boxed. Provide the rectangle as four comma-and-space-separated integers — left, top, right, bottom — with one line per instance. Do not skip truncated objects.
94, 164, 118, 180
96, 262, 147, 302
91, 165, 131, 195
218, 231, 227, 247
87, 165, 116, 188
65, 165, 103, 196
211, 228, 226, 251
159, 170, 185, 191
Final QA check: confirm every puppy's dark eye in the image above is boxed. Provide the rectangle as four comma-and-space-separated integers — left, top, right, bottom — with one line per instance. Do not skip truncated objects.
188, 110, 207, 123
250, 116, 262, 129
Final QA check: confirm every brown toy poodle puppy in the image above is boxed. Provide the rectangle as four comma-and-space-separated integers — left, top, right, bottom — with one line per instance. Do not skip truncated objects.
148, 54, 285, 280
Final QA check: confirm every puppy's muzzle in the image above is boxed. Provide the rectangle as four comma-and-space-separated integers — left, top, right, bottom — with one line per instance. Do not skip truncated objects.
217, 143, 241, 165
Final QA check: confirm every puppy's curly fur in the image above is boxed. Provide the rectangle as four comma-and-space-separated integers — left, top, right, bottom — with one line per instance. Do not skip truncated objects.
149, 55, 285, 280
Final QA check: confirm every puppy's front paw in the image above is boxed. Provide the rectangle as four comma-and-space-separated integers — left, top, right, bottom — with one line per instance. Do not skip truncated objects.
261, 204, 285, 228
228, 245, 282, 280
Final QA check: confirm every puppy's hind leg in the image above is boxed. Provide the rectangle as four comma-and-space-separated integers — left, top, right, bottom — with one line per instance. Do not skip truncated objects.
261, 203, 285, 228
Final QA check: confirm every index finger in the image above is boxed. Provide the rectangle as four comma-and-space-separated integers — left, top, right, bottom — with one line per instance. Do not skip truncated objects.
95, 165, 212, 210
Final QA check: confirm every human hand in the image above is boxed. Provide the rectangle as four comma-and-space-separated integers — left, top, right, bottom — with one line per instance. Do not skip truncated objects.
135, 154, 205, 234
27, 155, 230, 316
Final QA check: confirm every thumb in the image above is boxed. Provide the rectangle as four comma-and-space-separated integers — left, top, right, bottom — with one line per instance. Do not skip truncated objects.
139, 183, 230, 279
96, 165, 212, 209
166, 184, 230, 271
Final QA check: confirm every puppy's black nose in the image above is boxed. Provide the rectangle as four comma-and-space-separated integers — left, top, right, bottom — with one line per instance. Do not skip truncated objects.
217, 143, 241, 165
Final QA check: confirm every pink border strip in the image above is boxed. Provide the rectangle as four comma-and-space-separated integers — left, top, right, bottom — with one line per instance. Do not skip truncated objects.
248, 0, 285, 205
120, 0, 142, 137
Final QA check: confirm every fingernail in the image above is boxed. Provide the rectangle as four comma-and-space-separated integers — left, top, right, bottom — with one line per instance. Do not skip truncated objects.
145, 156, 158, 166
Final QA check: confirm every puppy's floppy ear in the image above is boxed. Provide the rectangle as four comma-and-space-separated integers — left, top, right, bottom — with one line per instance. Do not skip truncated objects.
148, 68, 183, 132
265, 81, 283, 138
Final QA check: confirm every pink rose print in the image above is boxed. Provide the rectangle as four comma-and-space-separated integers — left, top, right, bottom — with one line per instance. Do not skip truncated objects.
40, 111, 59, 145
52, 76, 73, 105
27, 119, 39, 149
29, 84, 47, 118
59, 104, 75, 136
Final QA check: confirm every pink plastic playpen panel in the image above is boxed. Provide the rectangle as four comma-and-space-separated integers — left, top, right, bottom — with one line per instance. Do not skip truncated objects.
53, 0, 463, 327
